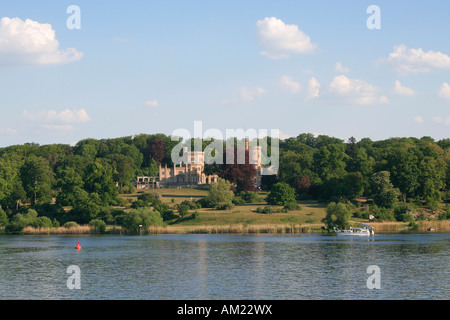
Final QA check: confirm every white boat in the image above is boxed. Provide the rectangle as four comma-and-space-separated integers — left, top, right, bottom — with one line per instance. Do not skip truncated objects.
334, 224, 374, 236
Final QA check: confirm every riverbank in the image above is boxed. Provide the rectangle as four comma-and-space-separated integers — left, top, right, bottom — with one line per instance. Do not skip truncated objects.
16, 219, 450, 235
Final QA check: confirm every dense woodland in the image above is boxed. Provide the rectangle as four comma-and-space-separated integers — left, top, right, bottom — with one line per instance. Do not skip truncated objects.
0, 133, 449, 232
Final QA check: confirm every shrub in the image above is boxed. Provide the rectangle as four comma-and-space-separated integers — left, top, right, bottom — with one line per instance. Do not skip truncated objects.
266, 182, 296, 206
63, 221, 79, 228
322, 202, 351, 230
217, 203, 235, 210
239, 191, 263, 203
89, 219, 106, 233
177, 204, 190, 217
256, 206, 274, 214
284, 202, 301, 211
196, 197, 215, 208
33, 216, 53, 229
122, 207, 165, 233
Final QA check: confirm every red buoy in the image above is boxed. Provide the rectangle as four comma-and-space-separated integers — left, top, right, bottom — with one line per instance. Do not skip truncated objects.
75, 242, 81, 250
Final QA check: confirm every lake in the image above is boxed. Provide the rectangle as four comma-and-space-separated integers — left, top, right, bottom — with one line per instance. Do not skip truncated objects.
0, 233, 448, 300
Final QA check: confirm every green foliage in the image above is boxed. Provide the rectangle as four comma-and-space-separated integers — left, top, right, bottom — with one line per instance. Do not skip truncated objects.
122, 207, 165, 233
206, 178, 235, 209
322, 202, 352, 230
0, 207, 8, 228
63, 221, 79, 228
371, 171, 400, 208
239, 191, 263, 203
33, 216, 53, 229
266, 182, 296, 206
89, 219, 107, 233
5, 209, 38, 232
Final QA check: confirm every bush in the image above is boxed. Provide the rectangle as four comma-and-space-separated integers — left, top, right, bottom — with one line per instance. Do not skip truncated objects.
266, 182, 296, 206
256, 206, 274, 214
284, 202, 301, 211
217, 203, 235, 210
322, 202, 352, 230
122, 207, 165, 233
177, 204, 190, 217
196, 197, 215, 208
232, 197, 246, 205
63, 221, 79, 229
5, 209, 38, 232
89, 219, 106, 233
239, 191, 263, 203
191, 212, 199, 220
33, 216, 53, 229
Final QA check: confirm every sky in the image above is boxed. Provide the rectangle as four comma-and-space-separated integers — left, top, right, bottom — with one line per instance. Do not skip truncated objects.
0, 0, 449, 148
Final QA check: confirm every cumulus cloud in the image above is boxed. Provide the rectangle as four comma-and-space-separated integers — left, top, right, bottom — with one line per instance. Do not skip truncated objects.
329, 75, 388, 105
278, 75, 301, 94
387, 44, 450, 75
144, 100, 159, 107
305, 77, 320, 101
0, 17, 83, 66
256, 17, 317, 59
393, 80, 415, 96
414, 116, 424, 124
334, 62, 350, 74
437, 82, 450, 101
23, 108, 91, 124
221, 86, 266, 104
431, 116, 450, 125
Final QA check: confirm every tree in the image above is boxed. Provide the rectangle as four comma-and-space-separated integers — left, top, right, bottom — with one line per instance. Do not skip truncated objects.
219, 147, 257, 192
314, 144, 348, 181
266, 182, 296, 206
149, 139, 166, 163
322, 202, 351, 230
55, 167, 84, 207
0, 207, 8, 229
122, 207, 164, 233
20, 155, 54, 205
206, 178, 235, 209
84, 160, 118, 205
371, 171, 400, 208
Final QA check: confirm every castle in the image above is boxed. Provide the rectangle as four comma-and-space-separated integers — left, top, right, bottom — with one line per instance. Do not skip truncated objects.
157, 138, 262, 188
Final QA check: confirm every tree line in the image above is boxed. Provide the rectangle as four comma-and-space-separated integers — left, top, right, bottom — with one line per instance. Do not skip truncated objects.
0, 133, 449, 232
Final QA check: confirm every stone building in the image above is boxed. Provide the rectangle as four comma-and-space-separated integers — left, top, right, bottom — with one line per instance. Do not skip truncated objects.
158, 138, 263, 188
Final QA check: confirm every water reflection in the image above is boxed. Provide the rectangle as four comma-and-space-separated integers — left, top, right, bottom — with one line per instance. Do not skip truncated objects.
0, 233, 448, 299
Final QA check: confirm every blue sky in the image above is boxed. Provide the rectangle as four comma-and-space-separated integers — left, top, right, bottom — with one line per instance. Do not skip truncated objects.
0, 0, 449, 147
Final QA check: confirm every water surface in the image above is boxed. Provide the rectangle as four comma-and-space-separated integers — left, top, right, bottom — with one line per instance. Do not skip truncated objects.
0, 233, 448, 299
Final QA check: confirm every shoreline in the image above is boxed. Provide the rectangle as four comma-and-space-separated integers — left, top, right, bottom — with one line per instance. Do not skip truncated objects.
4, 220, 449, 235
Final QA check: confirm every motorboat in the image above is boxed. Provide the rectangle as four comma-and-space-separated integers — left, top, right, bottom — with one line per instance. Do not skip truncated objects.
334, 224, 374, 236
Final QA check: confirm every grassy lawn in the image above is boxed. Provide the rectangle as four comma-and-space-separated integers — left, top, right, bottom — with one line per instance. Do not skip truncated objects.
121, 188, 328, 231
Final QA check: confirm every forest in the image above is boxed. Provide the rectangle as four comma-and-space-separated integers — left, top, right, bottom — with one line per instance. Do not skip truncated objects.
0, 132, 449, 232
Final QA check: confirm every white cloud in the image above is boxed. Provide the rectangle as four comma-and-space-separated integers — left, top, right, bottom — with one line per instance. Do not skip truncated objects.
414, 116, 424, 124
387, 44, 450, 75
0, 127, 17, 135
144, 100, 159, 107
221, 86, 266, 104
23, 108, 91, 124
329, 75, 388, 105
431, 116, 450, 125
334, 62, 350, 73
256, 17, 317, 59
393, 80, 415, 96
278, 75, 301, 94
0, 17, 83, 65
305, 77, 320, 101
437, 82, 450, 101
